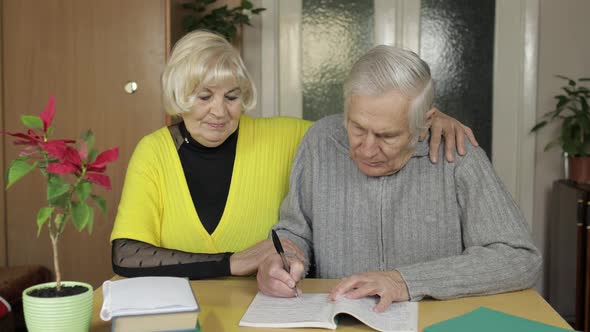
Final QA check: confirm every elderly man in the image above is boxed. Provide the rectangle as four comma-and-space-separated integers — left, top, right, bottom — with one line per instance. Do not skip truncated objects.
257, 45, 541, 312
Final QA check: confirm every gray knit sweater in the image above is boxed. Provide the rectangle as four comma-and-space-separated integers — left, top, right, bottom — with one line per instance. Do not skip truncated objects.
274, 113, 542, 301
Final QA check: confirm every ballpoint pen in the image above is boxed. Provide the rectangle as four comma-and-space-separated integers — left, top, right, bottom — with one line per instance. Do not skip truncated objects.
271, 229, 299, 297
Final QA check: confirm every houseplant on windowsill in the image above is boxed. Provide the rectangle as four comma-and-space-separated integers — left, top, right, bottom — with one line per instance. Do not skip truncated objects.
1, 96, 119, 331
531, 75, 590, 183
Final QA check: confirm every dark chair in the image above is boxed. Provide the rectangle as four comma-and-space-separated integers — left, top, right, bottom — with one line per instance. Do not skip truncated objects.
0, 265, 51, 331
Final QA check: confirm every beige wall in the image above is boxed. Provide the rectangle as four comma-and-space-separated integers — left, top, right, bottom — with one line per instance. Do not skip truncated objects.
534, 0, 590, 293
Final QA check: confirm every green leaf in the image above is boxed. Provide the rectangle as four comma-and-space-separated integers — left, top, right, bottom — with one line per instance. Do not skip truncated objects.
580, 96, 589, 112
87, 148, 99, 164
579, 78, 590, 81
563, 87, 575, 96
530, 120, 547, 132
87, 208, 95, 234
54, 213, 66, 233
47, 176, 70, 201
75, 181, 92, 202
91, 194, 107, 215
71, 201, 90, 232
251, 8, 266, 14
544, 140, 560, 152
555, 74, 575, 84
555, 95, 569, 109
182, 3, 198, 11
6, 159, 37, 189
47, 127, 55, 136
20, 115, 44, 130
36, 207, 54, 237
242, 0, 253, 9
80, 130, 95, 150
183, 15, 197, 32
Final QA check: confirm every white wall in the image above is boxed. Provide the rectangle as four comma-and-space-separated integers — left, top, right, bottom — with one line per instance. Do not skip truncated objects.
534, 0, 590, 294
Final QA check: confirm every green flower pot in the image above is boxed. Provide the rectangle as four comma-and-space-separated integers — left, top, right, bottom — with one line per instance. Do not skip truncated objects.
23, 281, 93, 332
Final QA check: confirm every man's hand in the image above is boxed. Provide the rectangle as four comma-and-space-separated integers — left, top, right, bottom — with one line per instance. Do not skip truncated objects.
257, 252, 304, 297
421, 108, 478, 163
230, 238, 304, 276
328, 271, 410, 313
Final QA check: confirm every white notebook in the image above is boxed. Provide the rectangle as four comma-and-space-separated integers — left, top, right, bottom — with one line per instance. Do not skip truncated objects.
239, 292, 418, 332
99, 276, 199, 321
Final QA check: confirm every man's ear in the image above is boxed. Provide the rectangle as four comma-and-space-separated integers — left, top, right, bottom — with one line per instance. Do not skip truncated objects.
419, 107, 437, 141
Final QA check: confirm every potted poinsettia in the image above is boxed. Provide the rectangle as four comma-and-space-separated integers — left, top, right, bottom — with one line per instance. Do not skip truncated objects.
1, 96, 118, 332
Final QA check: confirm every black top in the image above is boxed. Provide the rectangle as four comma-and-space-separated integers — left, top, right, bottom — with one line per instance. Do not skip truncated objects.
111, 121, 239, 279
178, 121, 237, 234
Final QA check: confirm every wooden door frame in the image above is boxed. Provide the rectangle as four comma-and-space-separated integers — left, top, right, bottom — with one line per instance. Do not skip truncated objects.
0, 0, 7, 268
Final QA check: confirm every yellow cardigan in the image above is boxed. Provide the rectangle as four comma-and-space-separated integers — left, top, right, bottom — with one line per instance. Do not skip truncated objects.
110, 115, 311, 253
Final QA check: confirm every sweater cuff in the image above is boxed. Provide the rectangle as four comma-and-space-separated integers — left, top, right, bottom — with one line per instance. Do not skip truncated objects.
396, 266, 431, 301
274, 231, 312, 275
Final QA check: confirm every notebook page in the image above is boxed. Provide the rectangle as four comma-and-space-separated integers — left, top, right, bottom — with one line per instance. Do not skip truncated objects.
239, 293, 336, 329
333, 297, 418, 332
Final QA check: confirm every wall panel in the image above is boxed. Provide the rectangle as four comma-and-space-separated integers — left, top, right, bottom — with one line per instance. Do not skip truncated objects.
3, 0, 166, 287
0, 0, 6, 267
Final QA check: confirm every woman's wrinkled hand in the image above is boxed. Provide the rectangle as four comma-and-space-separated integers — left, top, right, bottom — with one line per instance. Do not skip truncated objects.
422, 108, 478, 163
229, 238, 304, 276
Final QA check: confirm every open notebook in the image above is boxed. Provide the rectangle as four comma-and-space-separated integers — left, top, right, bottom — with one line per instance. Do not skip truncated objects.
239, 292, 418, 332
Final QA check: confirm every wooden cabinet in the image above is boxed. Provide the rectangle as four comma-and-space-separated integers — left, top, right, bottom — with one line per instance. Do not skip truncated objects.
550, 180, 590, 331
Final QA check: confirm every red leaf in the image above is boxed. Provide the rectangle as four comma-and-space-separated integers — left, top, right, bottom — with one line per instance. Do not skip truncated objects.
41, 141, 68, 159
47, 161, 78, 174
39, 96, 56, 132
85, 173, 112, 190
63, 146, 81, 166
27, 129, 42, 141
0, 131, 34, 140
89, 147, 119, 169
19, 146, 39, 157
13, 139, 38, 146
87, 165, 106, 173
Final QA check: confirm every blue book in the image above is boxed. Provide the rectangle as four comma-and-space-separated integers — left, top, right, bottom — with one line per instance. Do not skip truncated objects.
424, 307, 573, 332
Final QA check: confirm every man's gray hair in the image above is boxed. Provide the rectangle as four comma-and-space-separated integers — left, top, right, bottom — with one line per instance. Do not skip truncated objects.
343, 45, 434, 143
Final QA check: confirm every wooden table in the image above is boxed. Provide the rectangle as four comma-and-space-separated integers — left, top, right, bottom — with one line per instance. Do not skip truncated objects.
90, 277, 572, 331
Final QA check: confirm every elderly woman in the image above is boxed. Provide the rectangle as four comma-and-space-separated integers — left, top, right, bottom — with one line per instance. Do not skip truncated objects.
257, 45, 541, 312
110, 31, 477, 279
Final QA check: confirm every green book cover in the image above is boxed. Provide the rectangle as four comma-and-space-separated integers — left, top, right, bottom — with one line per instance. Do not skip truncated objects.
424, 307, 573, 332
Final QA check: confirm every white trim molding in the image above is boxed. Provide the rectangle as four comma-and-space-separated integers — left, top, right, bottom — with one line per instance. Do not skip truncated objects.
278, 0, 303, 118
259, 0, 279, 118
492, 0, 539, 228
374, 0, 420, 53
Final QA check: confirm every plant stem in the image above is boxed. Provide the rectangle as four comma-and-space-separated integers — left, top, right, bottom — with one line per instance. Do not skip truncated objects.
50, 231, 61, 292
42, 149, 62, 291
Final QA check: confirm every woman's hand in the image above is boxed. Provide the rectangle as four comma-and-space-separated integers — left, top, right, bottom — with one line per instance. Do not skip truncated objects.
229, 238, 304, 276
328, 271, 410, 313
423, 108, 478, 163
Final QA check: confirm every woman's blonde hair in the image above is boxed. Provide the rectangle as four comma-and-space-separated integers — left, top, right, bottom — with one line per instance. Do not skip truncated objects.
162, 30, 257, 115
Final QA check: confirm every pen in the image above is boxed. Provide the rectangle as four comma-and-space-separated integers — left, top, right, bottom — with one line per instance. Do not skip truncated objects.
271, 229, 299, 297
